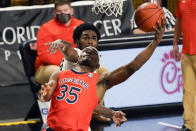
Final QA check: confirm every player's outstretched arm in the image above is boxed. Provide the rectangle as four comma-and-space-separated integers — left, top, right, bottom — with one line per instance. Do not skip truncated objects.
94, 104, 127, 127
98, 18, 166, 90
46, 39, 79, 63
38, 71, 59, 102
58, 40, 79, 63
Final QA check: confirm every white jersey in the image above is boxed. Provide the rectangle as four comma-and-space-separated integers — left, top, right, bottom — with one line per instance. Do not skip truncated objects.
59, 48, 104, 74
59, 48, 82, 71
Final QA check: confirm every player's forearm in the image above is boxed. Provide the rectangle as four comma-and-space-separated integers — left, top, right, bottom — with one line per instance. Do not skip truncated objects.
130, 40, 158, 71
173, 18, 182, 46
107, 40, 159, 87
61, 40, 79, 62
105, 41, 160, 89
94, 104, 115, 118
102, 43, 158, 89
131, 22, 164, 71
103, 23, 164, 89
65, 51, 78, 63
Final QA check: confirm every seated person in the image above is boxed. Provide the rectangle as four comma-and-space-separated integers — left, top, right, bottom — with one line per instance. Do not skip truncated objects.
34, 0, 83, 85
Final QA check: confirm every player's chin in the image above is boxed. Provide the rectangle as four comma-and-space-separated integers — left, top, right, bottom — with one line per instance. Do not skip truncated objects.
81, 59, 91, 66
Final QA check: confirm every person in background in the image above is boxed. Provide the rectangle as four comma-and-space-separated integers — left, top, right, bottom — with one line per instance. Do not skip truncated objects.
34, 0, 83, 85
130, 0, 175, 34
173, 1, 196, 131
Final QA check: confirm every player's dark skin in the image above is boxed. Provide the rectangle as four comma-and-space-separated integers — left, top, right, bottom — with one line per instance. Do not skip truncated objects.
96, 19, 166, 100
44, 18, 166, 102
40, 46, 127, 127
47, 30, 98, 56
46, 28, 115, 122
40, 18, 165, 128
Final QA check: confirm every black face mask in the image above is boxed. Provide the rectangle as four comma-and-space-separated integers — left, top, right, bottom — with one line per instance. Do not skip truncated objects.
56, 13, 71, 24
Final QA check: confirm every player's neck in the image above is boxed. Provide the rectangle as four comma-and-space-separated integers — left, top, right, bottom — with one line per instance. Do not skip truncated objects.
73, 65, 95, 73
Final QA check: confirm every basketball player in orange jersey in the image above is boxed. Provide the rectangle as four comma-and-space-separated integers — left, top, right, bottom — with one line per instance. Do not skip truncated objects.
40, 46, 127, 131
40, 18, 165, 131
47, 23, 114, 123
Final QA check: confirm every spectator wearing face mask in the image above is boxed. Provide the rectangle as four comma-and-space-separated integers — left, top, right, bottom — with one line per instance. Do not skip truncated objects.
34, 0, 84, 85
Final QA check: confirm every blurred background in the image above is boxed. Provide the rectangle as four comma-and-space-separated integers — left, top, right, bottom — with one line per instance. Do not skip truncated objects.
0, 0, 178, 15
0, 0, 183, 131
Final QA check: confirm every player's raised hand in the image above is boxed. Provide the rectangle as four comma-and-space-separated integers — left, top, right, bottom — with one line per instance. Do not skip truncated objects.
153, 17, 166, 44
112, 111, 127, 127
46, 39, 62, 54
46, 39, 73, 54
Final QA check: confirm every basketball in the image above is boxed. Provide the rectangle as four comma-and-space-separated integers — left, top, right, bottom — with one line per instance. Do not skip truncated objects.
134, 2, 165, 32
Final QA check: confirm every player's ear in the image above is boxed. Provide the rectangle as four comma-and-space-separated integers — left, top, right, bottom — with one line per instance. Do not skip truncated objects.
76, 40, 80, 47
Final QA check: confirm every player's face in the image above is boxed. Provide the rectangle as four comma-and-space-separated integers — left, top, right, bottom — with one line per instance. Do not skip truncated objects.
79, 46, 99, 69
78, 30, 98, 50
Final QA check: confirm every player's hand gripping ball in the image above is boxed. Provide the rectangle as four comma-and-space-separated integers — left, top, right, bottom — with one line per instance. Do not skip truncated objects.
134, 2, 165, 32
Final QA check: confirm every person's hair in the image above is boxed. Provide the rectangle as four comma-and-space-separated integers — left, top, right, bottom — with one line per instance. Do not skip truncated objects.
54, 0, 71, 9
73, 23, 100, 44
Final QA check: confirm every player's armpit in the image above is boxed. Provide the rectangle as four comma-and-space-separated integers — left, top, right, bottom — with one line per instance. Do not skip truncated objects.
96, 83, 107, 102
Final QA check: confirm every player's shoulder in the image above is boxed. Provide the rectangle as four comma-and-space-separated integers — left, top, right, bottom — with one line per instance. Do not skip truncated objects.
96, 66, 108, 75
74, 48, 82, 53
96, 66, 109, 83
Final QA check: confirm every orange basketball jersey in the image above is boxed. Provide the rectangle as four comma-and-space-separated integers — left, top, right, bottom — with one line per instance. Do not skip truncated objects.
47, 69, 98, 131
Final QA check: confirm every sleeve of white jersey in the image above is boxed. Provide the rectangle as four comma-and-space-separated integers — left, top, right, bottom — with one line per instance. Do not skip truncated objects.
59, 48, 82, 71
162, 7, 176, 30
130, 11, 138, 31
